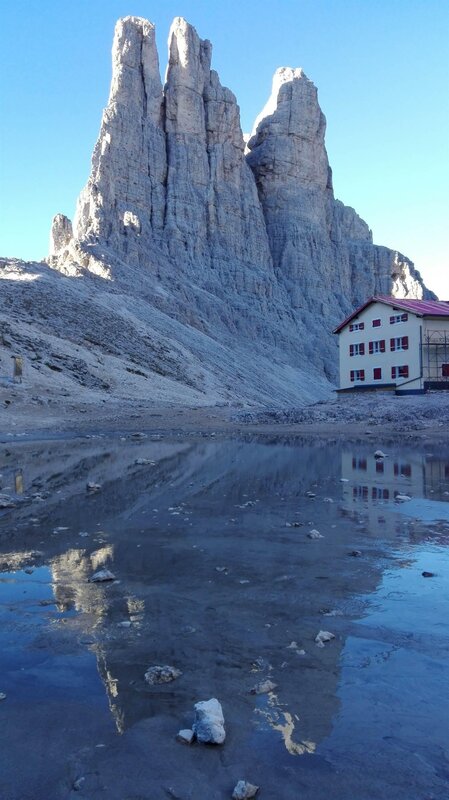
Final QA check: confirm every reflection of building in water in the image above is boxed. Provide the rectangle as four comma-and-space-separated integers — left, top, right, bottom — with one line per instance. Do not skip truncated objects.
341, 450, 449, 534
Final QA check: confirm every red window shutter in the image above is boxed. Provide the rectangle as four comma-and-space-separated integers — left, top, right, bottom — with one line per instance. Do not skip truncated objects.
349, 324, 354, 332
391, 366, 396, 379
390, 338, 395, 351
404, 365, 409, 377
442, 364, 449, 377
373, 368, 381, 380
402, 336, 408, 349
380, 340, 385, 352
360, 343, 365, 355
360, 322, 365, 330
350, 344, 354, 356
369, 342, 373, 354
360, 370, 365, 381
350, 371, 355, 382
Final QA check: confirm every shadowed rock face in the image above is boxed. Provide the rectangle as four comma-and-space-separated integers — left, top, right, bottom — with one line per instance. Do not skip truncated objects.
1, 15, 434, 406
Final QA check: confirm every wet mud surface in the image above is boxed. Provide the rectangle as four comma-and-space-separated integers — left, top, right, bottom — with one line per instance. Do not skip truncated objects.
1, 435, 448, 799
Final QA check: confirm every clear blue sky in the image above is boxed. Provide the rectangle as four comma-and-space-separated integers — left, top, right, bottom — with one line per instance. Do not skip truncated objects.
1, 0, 448, 297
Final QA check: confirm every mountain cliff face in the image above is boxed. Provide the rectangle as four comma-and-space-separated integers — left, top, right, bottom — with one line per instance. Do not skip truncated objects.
1, 16, 435, 407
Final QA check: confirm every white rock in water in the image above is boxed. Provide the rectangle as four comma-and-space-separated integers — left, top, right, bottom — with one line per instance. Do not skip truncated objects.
144, 665, 182, 685
395, 494, 411, 502
134, 458, 154, 465
374, 450, 386, 459
89, 568, 116, 582
315, 630, 335, 647
0, 692, 6, 700
176, 728, 194, 744
0, 495, 16, 508
307, 529, 323, 539
250, 679, 277, 695
192, 698, 226, 744
232, 780, 260, 799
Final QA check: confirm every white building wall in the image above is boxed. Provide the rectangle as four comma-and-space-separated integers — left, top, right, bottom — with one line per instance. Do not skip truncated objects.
338, 302, 423, 390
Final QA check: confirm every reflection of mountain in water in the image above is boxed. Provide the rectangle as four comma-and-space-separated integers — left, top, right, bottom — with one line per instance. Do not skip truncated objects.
2, 438, 449, 753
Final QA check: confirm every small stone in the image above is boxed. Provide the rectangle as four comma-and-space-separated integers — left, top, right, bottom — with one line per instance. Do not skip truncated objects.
315, 630, 335, 647
215, 566, 227, 572
24, 567, 34, 574
395, 494, 411, 502
232, 780, 260, 799
134, 458, 154, 465
0, 495, 15, 508
349, 550, 362, 557
176, 728, 194, 744
323, 497, 334, 503
374, 450, 386, 459
73, 777, 85, 791
117, 620, 132, 628
340, 478, 349, 482
250, 679, 277, 695
86, 482, 102, 493
307, 529, 323, 539
89, 568, 116, 582
422, 571, 435, 578
144, 665, 182, 685
323, 609, 343, 617
0, 692, 6, 700
192, 698, 226, 744
306, 491, 316, 498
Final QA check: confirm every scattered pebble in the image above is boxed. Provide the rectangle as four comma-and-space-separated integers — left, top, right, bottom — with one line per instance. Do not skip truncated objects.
349, 550, 362, 557
0, 692, 6, 700
144, 665, 182, 685
232, 780, 260, 799
307, 529, 323, 539
134, 458, 154, 465
73, 777, 85, 791
117, 620, 132, 628
86, 482, 102, 493
323, 497, 334, 503
24, 567, 34, 574
395, 494, 411, 502
306, 491, 316, 498
374, 450, 386, 459
315, 630, 335, 647
422, 571, 435, 578
177, 728, 194, 745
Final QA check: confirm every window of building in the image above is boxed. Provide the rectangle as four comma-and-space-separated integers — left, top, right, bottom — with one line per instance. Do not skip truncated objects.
373, 367, 382, 380
390, 336, 409, 351
376, 460, 384, 473
352, 457, 367, 470
394, 463, 412, 477
350, 369, 365, 382
372, 318, 381, 327
391, 365, 409, 379
442, 364, 449, 377
349, 342, 365, 356
390, 313, 408, 324
349, 322, 365, 332
369, 340, 386, 354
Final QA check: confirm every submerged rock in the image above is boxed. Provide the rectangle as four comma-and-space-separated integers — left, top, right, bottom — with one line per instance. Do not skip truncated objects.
307, 529, 323, 539
374, 450, 387, 459
144, 665, 182, 685
192, 698, 226, 744
89, 568, 116, 582
232, 780, 260, 799
250, 679, 277, 695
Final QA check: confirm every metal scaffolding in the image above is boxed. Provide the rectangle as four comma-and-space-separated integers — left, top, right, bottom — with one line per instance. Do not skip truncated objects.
422, 329, 449, 385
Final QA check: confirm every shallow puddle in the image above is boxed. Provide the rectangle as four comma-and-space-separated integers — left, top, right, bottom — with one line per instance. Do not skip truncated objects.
0, 436, 448, 799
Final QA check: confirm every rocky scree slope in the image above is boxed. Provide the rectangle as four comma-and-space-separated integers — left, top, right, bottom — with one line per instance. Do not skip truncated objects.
0, 16, 434, 408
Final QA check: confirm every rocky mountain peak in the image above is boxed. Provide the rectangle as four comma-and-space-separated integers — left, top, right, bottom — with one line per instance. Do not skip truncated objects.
6, 13, 432, 407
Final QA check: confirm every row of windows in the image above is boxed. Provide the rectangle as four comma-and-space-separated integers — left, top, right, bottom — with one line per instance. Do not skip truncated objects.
349, 337, 408, 356
351, 457, 412, 476
353, 486, 410, 500
350, 365, 409, 382
349, 313, 408, 332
